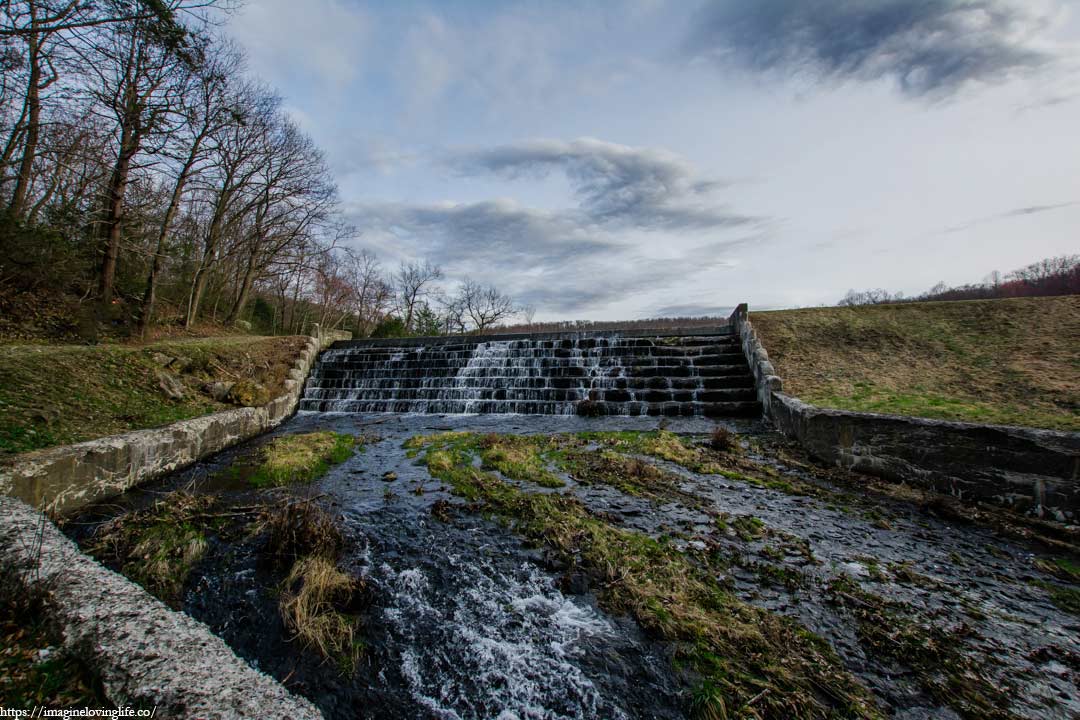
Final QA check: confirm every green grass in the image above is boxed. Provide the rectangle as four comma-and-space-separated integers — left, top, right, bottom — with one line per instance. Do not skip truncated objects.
410, 431, 881, 720
0, 335, 307, 456
751, 296, 1080, 431
247, 431, 358, 488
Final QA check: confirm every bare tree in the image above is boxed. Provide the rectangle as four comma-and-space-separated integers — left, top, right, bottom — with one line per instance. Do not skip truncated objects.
136, 44, 238, 336
341, 248, 392, 337
393, 259, 442, 331
457, 278, 517, 333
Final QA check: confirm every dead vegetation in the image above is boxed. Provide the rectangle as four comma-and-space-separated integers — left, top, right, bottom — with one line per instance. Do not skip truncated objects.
750, 296, 1080, 431
253, 496, 344, 562
246, 489, 365, 672
280, 556, 365, 674
827, 574, 1018, 720
90, 492, 216, 604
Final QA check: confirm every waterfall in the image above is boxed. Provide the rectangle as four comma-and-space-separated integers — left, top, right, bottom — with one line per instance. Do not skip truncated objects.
299, 331, 759, 417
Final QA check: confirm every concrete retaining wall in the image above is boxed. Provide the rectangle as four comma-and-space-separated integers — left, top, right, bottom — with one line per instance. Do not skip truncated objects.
729, 306, 1080, 520
0, 330, 350, 516
0, 495, 322, 719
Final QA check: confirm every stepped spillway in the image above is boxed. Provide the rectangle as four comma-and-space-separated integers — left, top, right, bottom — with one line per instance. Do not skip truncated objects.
299, 329, 760, 417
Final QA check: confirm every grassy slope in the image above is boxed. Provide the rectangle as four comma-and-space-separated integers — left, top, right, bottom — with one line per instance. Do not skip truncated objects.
0, 335, 307, 456
750, 296, 1080, 431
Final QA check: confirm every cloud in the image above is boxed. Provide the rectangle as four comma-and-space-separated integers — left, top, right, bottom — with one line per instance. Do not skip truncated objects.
686, 0, 1061, 98
229, 0, 369, 92
652, 303, 735, 317
344, 139, 767, 315
447, 138, 759, 231
943, 199, 1079, 232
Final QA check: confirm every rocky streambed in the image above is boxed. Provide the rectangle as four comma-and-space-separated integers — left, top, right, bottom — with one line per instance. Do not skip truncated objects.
64, 413, 1080, 720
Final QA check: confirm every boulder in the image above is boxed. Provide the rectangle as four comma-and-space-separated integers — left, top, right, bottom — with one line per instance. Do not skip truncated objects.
155, 370, 186, 401
226, 380, 270, 407
204, 381, 235, 402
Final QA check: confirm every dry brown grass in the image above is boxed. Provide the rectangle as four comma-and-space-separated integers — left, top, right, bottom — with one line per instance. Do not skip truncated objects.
751, 296, 1080, 430
280, 556, 364, 672
254, 498, 343, 562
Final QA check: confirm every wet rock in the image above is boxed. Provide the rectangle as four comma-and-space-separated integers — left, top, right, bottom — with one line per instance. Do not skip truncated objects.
155, 370, 186, 401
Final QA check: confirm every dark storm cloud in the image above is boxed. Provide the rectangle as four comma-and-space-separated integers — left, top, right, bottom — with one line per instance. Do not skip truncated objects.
448, 138, 759, 231
687, 0, 1057, 97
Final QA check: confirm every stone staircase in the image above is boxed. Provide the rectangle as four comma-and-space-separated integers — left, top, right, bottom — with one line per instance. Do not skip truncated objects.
299, 328, 759, 417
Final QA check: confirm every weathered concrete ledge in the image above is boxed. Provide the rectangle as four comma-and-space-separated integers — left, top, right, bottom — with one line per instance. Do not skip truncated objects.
0, 495, 323, 718
728, 305, 1080, 519
0, 330, 350, 515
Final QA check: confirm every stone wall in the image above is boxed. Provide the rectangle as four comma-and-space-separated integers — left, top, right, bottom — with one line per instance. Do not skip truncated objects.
0, 330, 350, 516
728, 306, 1080, 520
0, 495, 322, 719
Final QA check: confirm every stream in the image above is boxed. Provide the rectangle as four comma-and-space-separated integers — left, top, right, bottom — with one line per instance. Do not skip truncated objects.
65, 413, 1080, 720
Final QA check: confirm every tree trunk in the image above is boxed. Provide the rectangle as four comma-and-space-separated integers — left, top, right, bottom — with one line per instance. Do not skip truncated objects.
136, 154, 196, 338
226, 253, 258, 324
9, 23, 41, 218
97, 123, 137, 305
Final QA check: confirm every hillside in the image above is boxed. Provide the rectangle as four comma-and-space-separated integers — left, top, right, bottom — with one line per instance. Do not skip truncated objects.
750, 296, 1080, 431
0, 336, 308, 457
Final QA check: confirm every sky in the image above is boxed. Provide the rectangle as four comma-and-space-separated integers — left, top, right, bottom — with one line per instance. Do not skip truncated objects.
227, 0, 1080, 320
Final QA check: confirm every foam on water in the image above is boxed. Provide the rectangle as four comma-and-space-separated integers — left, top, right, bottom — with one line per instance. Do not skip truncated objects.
377, 556, 629, 720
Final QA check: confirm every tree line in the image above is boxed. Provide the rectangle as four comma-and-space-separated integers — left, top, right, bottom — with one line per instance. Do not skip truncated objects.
838, 254, 1080, 307
0, 0, 523, 342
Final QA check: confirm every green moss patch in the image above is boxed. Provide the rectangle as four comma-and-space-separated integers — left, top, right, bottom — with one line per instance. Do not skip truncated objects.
248, 431, 358, 488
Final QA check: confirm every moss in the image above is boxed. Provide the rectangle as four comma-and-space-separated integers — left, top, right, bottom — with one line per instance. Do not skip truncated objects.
558, 448, 699, 505
412, 431, 881, 720
1034, 556, 1080, 583
579, 430, 829, 498
1032, 580, 1080, 616
730, 515, 766, 542
248, 431, 357, 488
477, 433, 565, 488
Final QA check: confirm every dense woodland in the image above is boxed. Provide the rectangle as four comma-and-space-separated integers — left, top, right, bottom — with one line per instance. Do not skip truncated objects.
0, 0, 525, 342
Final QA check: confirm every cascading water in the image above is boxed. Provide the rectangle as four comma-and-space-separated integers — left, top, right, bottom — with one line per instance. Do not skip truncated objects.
300, 331, 761, 417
